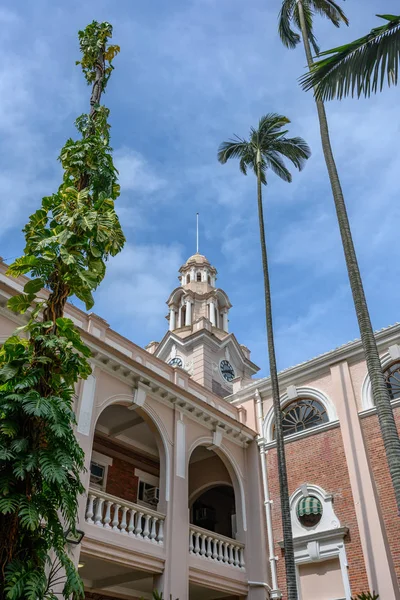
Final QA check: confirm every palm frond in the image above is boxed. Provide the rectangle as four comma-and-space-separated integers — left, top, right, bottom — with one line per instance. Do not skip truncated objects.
264, 152, 292, 182
217, 137, 251, 164
300, 14, 400, 99
258, 113, 290, 136
273, 137, 312, 170
311, 0, 349, 27
294, 2, 320, 55
278, 0, 300, 49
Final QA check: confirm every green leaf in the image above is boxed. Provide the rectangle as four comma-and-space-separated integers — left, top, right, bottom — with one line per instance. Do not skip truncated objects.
0, 496, 19, 514
0, 363, 20, 381
24, 278, 44, 295
7, 293, 34, 314
18, 499, 40, 530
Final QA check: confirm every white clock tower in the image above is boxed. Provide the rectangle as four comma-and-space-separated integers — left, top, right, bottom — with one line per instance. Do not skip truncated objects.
147, 253, 259, 398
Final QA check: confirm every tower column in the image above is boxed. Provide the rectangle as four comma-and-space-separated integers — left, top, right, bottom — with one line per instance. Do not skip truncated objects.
185, 300, 192, 326
209, 302, 216, 326
223, 310, 229, 333
169, 308, 176, 331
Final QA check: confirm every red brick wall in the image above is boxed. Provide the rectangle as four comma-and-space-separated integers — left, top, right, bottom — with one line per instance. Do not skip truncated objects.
362, 406, 400, 584
92, 435, 159, 504
266, 426, 369, 598
106, 456, 139, 503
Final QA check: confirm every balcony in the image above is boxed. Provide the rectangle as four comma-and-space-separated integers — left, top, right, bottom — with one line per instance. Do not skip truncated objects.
189, 525, 245, 568
85, 489, 165, 544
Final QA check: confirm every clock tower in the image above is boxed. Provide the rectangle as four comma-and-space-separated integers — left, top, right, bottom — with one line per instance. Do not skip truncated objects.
147, 253, 259, 398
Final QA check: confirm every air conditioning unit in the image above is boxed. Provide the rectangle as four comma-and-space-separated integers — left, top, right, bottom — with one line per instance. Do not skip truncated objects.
144, 486, 160, 506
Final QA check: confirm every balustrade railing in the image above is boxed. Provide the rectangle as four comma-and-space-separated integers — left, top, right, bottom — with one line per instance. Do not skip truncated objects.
85, 488, 165, 545
189, 525, 245, 569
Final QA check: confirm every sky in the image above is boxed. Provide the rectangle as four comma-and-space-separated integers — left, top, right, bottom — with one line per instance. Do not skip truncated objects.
0, 0, 399, 377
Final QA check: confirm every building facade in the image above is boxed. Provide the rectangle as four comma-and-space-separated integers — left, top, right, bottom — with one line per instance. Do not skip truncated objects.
0, 253, 399, 599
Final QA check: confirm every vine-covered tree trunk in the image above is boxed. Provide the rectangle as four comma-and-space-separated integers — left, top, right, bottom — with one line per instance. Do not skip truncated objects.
0, 21, 125, 600
297, 0, 400, 512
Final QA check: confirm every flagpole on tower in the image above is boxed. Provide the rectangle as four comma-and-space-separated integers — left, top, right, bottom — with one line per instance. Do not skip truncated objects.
196, 212, 199, 253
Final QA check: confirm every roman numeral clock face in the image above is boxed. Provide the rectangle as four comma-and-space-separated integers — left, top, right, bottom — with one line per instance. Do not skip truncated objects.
220, 359, 235, 382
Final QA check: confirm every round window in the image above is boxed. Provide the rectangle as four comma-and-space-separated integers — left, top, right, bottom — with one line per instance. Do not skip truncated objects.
297, 496, 323, 528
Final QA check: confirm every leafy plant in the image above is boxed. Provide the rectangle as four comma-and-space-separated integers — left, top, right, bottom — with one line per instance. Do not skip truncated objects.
0, 21, 124, 600
351, 593, 379, 600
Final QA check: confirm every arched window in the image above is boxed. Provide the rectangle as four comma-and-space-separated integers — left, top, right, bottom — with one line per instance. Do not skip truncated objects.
273, 398, 328, 439
384, 361, 400, 400
196, 272, 202, 282
186, 274, 190, 284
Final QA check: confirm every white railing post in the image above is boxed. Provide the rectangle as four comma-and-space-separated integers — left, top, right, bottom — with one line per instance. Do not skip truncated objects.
143, 514, 151, 540
135, 512, 144, 537
206, 536, 212, 559
120, 506, 128, 534
86, 494, 95, 524
189, 530, 194, 553
103, 500, 112, 529
157, 518, 164, 544
94, 497, 104, 527
112, 503, 120, 531
127, 508, 136, 536
150, 517, 158, 542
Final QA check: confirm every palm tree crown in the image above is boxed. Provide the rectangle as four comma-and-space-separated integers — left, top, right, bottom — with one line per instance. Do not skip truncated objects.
300, 14, 400, 100
217, 114, 310, 182
279, 0, 348, 54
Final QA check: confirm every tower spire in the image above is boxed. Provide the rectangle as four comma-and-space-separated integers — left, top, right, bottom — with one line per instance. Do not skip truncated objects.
196, 212, 199, 254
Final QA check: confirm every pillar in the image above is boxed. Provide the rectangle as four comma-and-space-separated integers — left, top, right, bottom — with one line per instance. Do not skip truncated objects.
178, 306, 182, 328
185, 300, 191, 327
169, 307, 176, 331
331, 361, 400, 599
209, 302, 216, 326
158, 410, 189, 600
223, 311, 229, 332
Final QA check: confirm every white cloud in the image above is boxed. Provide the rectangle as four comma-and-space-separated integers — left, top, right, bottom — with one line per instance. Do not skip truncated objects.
114, 148, 166, 194
94, 243, 184, 340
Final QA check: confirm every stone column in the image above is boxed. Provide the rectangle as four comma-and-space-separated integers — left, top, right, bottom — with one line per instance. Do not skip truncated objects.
178, 306, 182, 328
331, 361, 400, 599
185, 300, 191, 326
157, 410, 189, 600
223, 310, 229, 332
169, 307, 176, 331
209, 302, 216, 326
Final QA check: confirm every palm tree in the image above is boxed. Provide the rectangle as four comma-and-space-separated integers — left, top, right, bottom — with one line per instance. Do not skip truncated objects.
218, 114, 311, 600
300, 14, 400, 100
279, 0, 400, 513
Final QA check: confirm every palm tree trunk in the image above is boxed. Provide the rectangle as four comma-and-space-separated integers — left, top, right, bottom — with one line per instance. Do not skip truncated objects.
256, 157, 298, 599
297, 0, 400, 512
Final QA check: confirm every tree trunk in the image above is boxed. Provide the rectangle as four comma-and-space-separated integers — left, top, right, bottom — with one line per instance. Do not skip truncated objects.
297, 0, 400, 512
256, 158, 298, 599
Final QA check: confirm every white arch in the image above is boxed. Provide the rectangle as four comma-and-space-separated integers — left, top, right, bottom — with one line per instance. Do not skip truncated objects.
189, 481, 234, 506
187, 436, 247, 532
93, 393, 172, 503
361, 351, 399, 409
263, 386, 337, 443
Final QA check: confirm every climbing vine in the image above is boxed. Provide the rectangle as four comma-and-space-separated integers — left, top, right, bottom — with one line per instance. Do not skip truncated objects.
0, 21, 124, 599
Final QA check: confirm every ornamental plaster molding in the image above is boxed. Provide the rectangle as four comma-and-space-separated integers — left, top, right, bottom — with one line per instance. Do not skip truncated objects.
263, 386, 337, 442
361, 348, 400, 409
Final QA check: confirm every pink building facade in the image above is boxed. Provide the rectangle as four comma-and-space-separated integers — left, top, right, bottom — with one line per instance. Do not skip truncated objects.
0, 253, 399, 599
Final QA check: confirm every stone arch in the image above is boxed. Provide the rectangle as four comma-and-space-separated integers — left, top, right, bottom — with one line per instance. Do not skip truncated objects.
263, 386, 337, 443
187, 436, 247, 535
361, 349, 400, 409
93, 393, 171, 504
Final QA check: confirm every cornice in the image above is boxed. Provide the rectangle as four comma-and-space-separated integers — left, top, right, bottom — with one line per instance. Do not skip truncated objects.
230, 323, 400, 403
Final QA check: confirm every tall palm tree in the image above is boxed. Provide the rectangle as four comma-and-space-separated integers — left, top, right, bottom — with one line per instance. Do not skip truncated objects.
300, 13, 400, 100
218, 114, 311, 600
279, 0, 400, 513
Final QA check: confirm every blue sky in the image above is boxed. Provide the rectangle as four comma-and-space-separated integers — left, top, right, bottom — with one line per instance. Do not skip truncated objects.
0, 0, 399, 377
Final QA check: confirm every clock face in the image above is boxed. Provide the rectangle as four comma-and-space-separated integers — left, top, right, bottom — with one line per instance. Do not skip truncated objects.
220, 359, 235, 382
169, 357, 183, 368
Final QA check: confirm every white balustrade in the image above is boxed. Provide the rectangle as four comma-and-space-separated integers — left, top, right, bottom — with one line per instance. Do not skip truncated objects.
85, 489, 165, 545
189, 526, 245, 569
